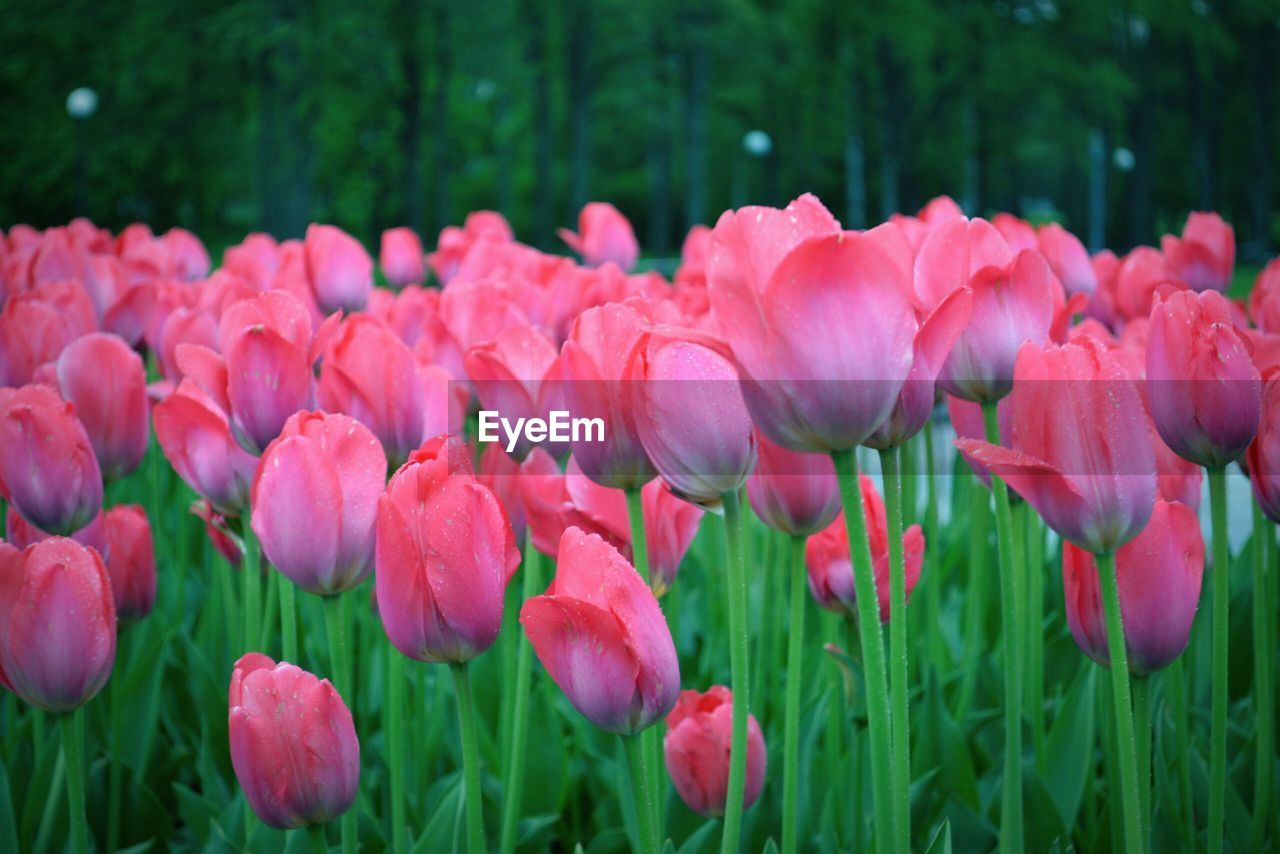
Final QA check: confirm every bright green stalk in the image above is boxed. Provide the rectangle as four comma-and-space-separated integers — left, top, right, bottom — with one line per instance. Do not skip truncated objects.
501, 544, 543, 854
624, 734, 659, 854
955, 473, 990, 720
108, 629, 127, 852
1166, 656, 1196, 848
452, 662, 485, 854
831, 448, 896, 854
1095, 550, 1146, 854
387, 643, 407, 854
1132, 674, 1151, 845
1024, 507, 1046, 771
719, 489, 753, 854
1206, 466, 1229, 854
1252, 504, 1274, 853
922, 419, 947, 673
308, 823, 329, 854
242, 524, 261, 653
323, 595, 356, 854
625, 486, 663, 841
781, 534, 807, 854
61, 709, 88, 854
280, 577, 298, 662
878, 445, 911, 851
260, 565, 279, 651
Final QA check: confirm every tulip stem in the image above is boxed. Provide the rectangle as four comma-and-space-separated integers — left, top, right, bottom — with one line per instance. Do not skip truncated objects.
623, 733, 659, 854
280, 577, 298, 663
1024, 507, 1046, 773
308, 823, 329, 854
982, 401, 1024, 854
878, 445, 911, 851
1252, 504, 1274, 853
108, 630, 126, 852
831, 448, 896, 854
242, 523, 261, 654
626, 486, 664, 840
781, 533, 807, 854
322, 595, 356, 854
387, 643, 407, 854
1207, 465, 1229, 854
451, 662, 485, 854
922, 419, 947, 673
1095, 549, 1146, 854
719, 488, 752, 854
60, 709, 88, 854
1166, 656, 1196, 847
955, 473, 990, 721
500, 545, 542, 854
1132, 673, 1151, 843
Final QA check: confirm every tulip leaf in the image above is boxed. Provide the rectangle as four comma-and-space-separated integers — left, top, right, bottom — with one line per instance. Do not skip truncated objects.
0, 763, 18, 854
923, 818, 952, 854
411, 775, 462, 854
674, 820, 719, 854
1044, 666, 1096, 830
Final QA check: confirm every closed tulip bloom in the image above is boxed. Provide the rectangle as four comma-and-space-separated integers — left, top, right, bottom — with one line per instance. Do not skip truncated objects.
805, 475, 924, 621
0, 384, 102, 536
53, 332, 148, 480
6, 506, 109, 558
1146, 289, 1261, 468
1037, 223, 1097, 298
521, 452, 632, 558
1161, 212, 1234, 293
957, 339, 1157, 553
1248, 258, 1280, 334
520, 526, 679, 734
1245, 368, 1280, 524
305, 223, 372, 313
746, 430, 841, 537
154, 379, 259, 516
664, 686, 767, 817
643, 478, 705, 596
162, 227, 211, 281
0, 538, 115, 712
0, 279, 98, 387
375, 436, 520, 663
228, 653, 360, 829
251, 411, 386, 596
625, 328, 756, 504
1062, 499, 1204, 673
1112, 247, 1175, 325
192, 499, 244, 569
946, 394, 1011, 490
103, 505, 156, 621
558, 202, 640, 271
379, 227, 425, 288
465, 324, 565, 460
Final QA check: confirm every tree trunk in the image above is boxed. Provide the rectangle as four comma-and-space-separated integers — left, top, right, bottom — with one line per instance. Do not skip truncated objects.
567, 0, 592, 214
683, 1, 709, 229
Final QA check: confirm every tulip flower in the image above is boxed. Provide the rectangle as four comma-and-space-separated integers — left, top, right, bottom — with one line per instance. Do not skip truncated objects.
156, 306, 219, 386
520, 452, 631, 558
375, 436, 520, 663
642, 477, 704, 596
251, 411, 386, 596
1161, 211, 1234, 293
228, 653, 359, 830
664, 686, 767, 817
304, 223, 372, 313
464, 323, 565, 460
558, 202, 640, 271
0, 384, 103, 536
1248, 258, 1280, 334
52, 332, 148, 481
380, 226, 425, 288
1062, 499, 1204, 674
1146, 288, 1261, 469
162, 227, 211, 281
154, 379, 259, 516
0, 279, 98, 387
103, 505, 156, 621
1038, 223, 1097, 297
805, 475, 924, 621
746, 429, 841, 537
625, 327, 756, 504
0, 537, 115, 712
476, 443, 533, 545
520, 526, 679, 734
192, 499, 243, 568
6, 506, 109, 557
1246, 368, 1280, 524
1112, 247, 1175, 325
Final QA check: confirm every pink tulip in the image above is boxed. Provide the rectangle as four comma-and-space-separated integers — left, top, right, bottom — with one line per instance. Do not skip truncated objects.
1246, 367, 1280, 524
1037, 223, 1097, 297
1062, 499, 1204, 673
476, 443, 534, 545
520, 526, 679, 733
0, 384, 102, 535
464, 324, 565, 460
664, 686, 767, 817
250, 411, 385, 595
992, 213, 1039, 253
806, 474, 924, 621
558, 202, 640, 271
1161, 212, 1234, 293
100, 505, 156, 620
1248, 258, 1280, 334
1112, 247, 1175, 325
156, 306, 219, 385
304, 224, 372, 313
228, 653, 359, 829
957, 339, 1156, 553
521, 452, 631, 558
0, 538, 115, 712
945, 394, 1010, 490
746, 429, 841, 537
6, 506, 109, 558
643, 478, 705, 596
192, 500, 244, 568
376, 436, 519, 662
0, 279, 97, 387
53, 332, 148, 480
154, 379, 259, 516
1146, 289, 1261, 468
379, 227, 425, 288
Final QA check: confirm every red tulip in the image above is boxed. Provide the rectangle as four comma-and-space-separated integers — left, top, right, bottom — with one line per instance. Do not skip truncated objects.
992, 213, 1039, 253
1112, 247, 1175, 325
304, 224, 372, 313
379, 227, 425, 288
375, 436, 520, 663
465, 323, 566, 460
558, 202, 640, 271
1146, 289, 1261, 468
191, 499, 243, 568
664, 686, 767, 817
156, 306, 219, 385
805, 474, 924, 621
1248, 258, 1280, 334
1037, 223, 1097, 298
521, 452, 631, 558
643, 478, 705, 596
1245, 367, 1280, 524
103, 505, 156, 621
251, 411, 385, 595
1062, 499, 1204, 673
6, 506, 109, 557
222, 233, 281, 291
476, 443, 533, 545
0, 279, 97, 387
228, 653, 359, 829
52, 332, 148, 480
0, 384, 102, 535
0, 538, 115, 712
1161, 212, 1234, 293
154, 379, 259, 516
162, 227, 211, 281
957, 339, 1156, 553
745, 429, 841, 537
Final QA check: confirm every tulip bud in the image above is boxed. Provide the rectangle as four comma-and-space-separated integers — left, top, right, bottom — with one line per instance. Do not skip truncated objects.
305, 223, 372, 313
1062, 499, 1204, 673
520, 526, 679, 733
251, 411, 386, 596
53, 332, 148, 480
1246, 369, 1280, 524
1248, 258, 1280, 334
228, 653, 359, 829
379, 227, 425, 288
664, 686, 767, 817
643, 478, 704, 596
0, 279, 97, 387
191, 500, 244, 568
375, 436, 520, 663
103, 505, 156, 621
1146, 289, 1261, 468
154, 379, 259, 516
0, 538, 116, 711
1160, 212, 1234, 293
558, 202, 640, 271
0, 384, 103, 535
6, 505, 109, 557
520, 452, 631, 558
746, 430, 841, 537
465, 324, 566, 461
1037, 223, 1097, 298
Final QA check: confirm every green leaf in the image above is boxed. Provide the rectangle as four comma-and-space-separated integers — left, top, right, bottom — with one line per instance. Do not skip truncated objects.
411, 775, 462, 854
1044, 666, 1096, 830
0, 762, 19, 854
923, 818, 952, 854
675, 820, 720, 854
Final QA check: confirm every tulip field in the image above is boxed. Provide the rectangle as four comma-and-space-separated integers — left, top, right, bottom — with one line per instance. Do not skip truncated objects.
1, 197, 1279, 854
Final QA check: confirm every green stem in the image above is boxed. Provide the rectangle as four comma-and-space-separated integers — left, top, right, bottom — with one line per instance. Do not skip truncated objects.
1095, 550, 1146, 854
982, 402, 1024, 854
781, 534, 807, 854
1132, 673, 1151, 845
624, 734, 660, 854
260, 564, 279, 651
1025, 509, 1046, 772
955, 473, 990, 720
501, 546, 543, 854
1252, 504, 1274, 853
280, 577, 298, 663
922, 419, 947, 673
1206, 466, 1229, 854
878, 446, 911, 850
323, 595, 356, 854
308, 823, 329, 854
1167, 656, 1196, 848
831, 448, 896, 854
719, 489, 752, 854
452, 662, 486, 854
387, 643, 407, 854
625, 486, 663, 840
242, 523, 261, 653
108, 629, 127, 852
61, 709, 88, 854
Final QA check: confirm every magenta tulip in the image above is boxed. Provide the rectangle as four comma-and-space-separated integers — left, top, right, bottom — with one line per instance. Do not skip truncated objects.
520, 452, 632, 559
1160, 212, 1234, 293
1246, 367, 1280, 523
642, 477, 705, 596
1038, 223, 1097, 298
53, 332, 148, 480
664, 686, 767, 817
103, 505, 157, 621
558, 202, 640, 271
465, 323, 566, 461
379, 227, 425, 288
154, 379, 259, 516
745, 429, 841, 537
6, 506, 109, 557
305, 223, 372, 313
